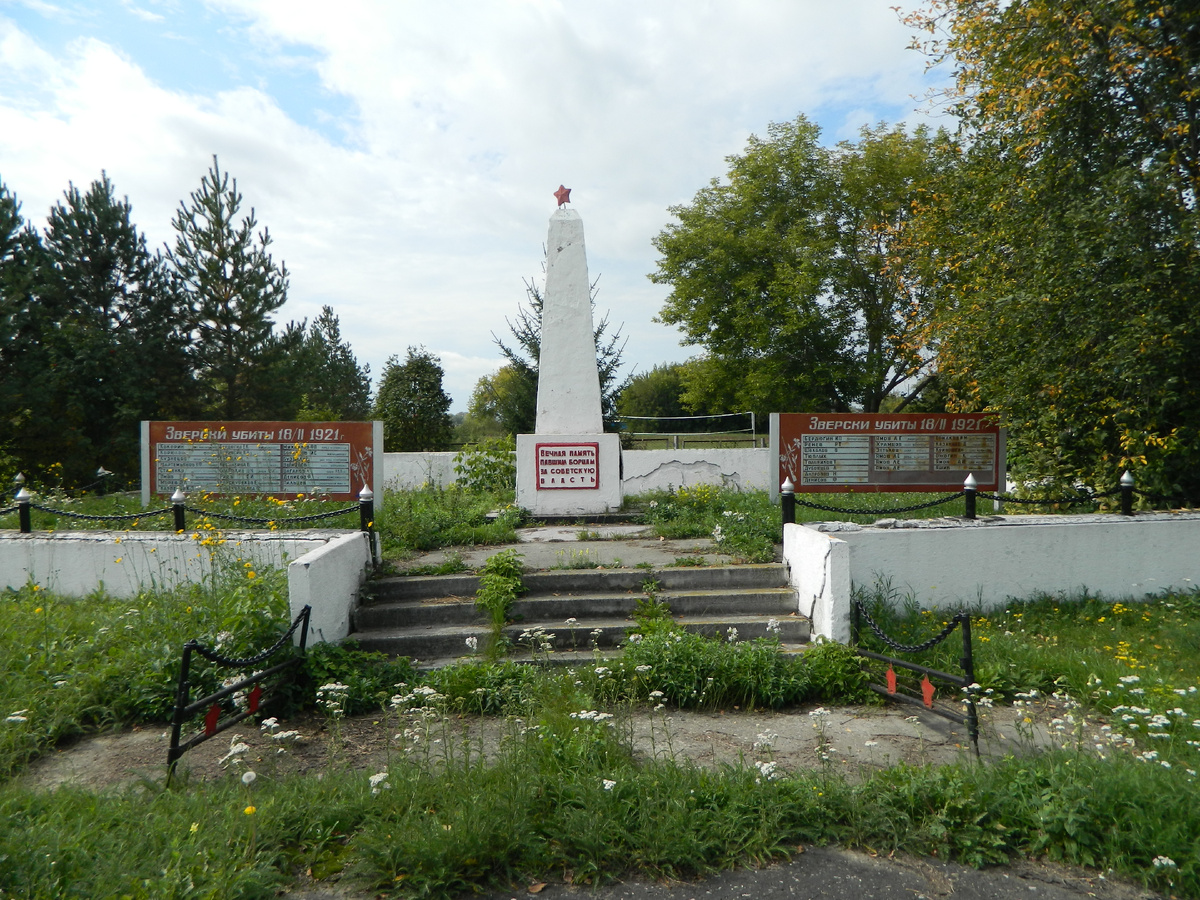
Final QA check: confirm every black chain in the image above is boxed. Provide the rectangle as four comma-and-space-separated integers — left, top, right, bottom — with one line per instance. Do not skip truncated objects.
183, 505, 357, 526
29, 504, 171, 522
795, 491, 966, 516
186, 609, 308, 668
855, 599, 965, 653
0, 505, 17, 516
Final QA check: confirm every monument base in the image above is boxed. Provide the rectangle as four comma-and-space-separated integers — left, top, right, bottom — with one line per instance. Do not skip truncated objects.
516, 433, 623, 516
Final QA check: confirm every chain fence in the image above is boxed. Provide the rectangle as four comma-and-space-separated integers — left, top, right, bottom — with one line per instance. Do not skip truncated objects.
852, 597, 979, 756
167, 605, 311, 778
181, 505, 358, 527
794, 491, 965, 517
5, 496, 367, 533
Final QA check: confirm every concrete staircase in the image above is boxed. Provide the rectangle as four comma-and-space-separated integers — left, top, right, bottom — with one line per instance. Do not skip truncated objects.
350, 564, 810, 668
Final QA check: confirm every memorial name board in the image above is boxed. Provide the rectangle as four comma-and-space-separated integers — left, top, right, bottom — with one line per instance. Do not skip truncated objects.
771, 413, 1005, 493
536, 442, 600, 490
141, 420, 381, 503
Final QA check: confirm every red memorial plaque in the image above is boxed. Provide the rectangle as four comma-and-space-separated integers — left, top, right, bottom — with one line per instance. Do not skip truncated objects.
773, 413, 1005, 493
536, 442, 600, 490
144, 420, 378, 501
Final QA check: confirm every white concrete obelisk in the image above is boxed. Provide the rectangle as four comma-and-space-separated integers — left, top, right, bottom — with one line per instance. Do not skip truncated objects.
516, 187, 622, 515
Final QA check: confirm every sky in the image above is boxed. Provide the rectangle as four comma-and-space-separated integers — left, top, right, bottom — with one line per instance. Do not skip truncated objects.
0, 0, 954, 412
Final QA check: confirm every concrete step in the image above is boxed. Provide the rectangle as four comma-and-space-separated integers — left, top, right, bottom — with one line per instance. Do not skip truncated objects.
350, 613, 811, 665
364, 564, 789, 604
349, 562, 808, 668
352, 587, 797, 631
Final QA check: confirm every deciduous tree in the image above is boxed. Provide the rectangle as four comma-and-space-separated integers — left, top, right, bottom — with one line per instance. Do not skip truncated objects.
651, 115, 939, 422
906, 0, 1200, 497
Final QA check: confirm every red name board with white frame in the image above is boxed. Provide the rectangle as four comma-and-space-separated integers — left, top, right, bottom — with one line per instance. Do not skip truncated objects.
141, 420, 382, 503
770, 413, 1005, 493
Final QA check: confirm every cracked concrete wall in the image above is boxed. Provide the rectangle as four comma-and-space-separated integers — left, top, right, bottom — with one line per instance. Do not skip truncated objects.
621, 449, 770, 495
381, 448, 771, 495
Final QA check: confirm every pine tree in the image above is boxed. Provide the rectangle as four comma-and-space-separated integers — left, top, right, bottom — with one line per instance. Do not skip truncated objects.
373, 347, 453, 451
36, 174, 193, 483
168, 156, 288, 419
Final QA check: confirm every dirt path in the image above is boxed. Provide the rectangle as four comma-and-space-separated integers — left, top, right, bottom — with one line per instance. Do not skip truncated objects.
17, 701, 1057, 792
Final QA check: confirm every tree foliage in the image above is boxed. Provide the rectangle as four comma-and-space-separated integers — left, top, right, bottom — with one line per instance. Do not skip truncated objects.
273, 306, 372, 421
374, 346, 454, 451
1, 175, 194, 484
906, 0, 1200, 497
615, 361, 720, 433
1, 166, 372, 488
651, 115, 940, 422
168, 156, 289, 420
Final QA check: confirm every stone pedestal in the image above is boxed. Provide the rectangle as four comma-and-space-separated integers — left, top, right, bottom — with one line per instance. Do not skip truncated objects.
516, 433, 622, 515
515, 204, 623, 516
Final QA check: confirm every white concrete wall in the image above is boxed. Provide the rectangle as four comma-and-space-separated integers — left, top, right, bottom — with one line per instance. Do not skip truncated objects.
783, 523, 851, 642
287, 532, 373, 646
0, 530, 345, 597
783, 513, 1200, 641
382, 452, 460, 490
0, 529, 373, 647
382, 447, 771, 496
621, 448, 770, 494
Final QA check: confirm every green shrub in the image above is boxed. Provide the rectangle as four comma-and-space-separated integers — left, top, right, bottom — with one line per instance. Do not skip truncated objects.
475, 550, 525, 654
303, 641, 416, 716
454, 436, 517, 494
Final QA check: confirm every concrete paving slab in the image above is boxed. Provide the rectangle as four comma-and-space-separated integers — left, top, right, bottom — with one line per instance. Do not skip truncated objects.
394, 531, 740, 573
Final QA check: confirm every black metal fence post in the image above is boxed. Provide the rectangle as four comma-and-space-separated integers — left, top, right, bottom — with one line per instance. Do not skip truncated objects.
359, 485, 374, 533
781, 476, 795, 526
16, 487, 31, 533
1120, 470, 1134, 516
963, 473, 977, 520
172, 488, 187, 532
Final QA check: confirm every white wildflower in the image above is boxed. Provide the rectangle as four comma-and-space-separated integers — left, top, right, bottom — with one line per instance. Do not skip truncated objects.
754, 760, 780, 781
602, 779, 616, 791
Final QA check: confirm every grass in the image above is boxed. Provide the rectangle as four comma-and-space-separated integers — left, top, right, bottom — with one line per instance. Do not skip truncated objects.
5, 486, 1200, 896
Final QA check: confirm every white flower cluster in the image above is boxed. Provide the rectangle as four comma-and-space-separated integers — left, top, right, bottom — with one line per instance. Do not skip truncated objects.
570, 709, 615, 722
369, 771, 391, 795
753, 731, 777, 752
754, 760, 781, 782
519, 624, 555, 652
316, 682, 350, 718
219, 736, 251, 767
390, 684, 445, 713
260, 716, 300, 747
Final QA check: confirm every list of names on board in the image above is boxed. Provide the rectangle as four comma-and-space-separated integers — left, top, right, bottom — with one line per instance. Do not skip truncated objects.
144, 421, 377, 501
775, 414, 1004, 493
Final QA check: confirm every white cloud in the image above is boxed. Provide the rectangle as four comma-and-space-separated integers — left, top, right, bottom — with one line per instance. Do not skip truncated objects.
0, 1, 951, 409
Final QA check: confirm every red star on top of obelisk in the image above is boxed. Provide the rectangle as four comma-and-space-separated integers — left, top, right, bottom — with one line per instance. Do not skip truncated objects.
554, 184, 572, 207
